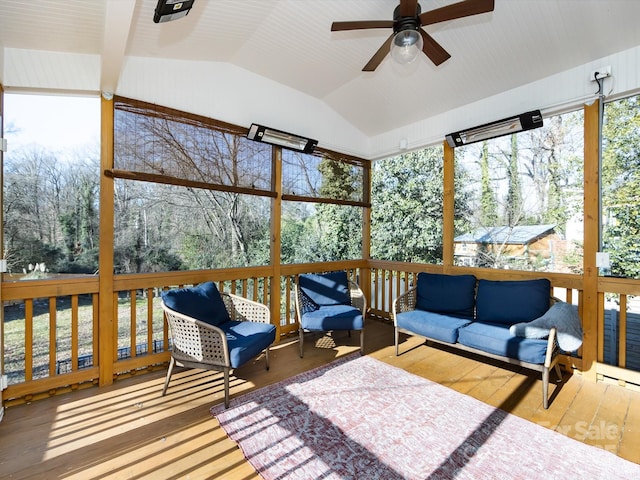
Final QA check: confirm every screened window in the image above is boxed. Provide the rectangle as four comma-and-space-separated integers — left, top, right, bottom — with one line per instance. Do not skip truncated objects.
3, 93, 100, 276
280, 148, 366, 264
114, 97, 273, 192
453, 110, 584, 273
112, 97, 273, 272
281, 149, 367, 205
371, 146, 452, 263
601, 94, 640, 279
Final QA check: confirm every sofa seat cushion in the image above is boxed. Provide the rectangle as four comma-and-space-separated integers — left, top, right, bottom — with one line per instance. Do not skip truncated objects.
457, 321, 548, 364
415, 273, 477, 319
221, 320, 276, 369
301, 304, 363, 332
396, 310, 472, 344
475, 278, 551, 326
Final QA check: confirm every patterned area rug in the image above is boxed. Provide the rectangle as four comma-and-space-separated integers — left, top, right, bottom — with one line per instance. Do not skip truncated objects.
211, 354, 640, 479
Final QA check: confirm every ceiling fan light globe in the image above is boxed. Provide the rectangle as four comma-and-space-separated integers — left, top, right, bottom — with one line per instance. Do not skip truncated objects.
390, 30, 423, 65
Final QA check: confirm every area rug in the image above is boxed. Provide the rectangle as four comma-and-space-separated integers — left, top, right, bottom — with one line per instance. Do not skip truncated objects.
211, 354, 640, 479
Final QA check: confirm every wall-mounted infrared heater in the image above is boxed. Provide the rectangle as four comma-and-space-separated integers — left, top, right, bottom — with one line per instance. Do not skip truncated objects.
446, 110, 543, 148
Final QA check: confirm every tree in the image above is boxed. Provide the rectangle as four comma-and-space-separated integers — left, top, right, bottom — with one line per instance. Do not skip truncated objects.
479, 141, 499, 226
371, 147, 471, 263
506, 134, 523, 226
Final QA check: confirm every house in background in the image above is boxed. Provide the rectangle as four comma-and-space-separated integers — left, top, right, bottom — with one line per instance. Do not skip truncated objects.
454, 224, 573, 271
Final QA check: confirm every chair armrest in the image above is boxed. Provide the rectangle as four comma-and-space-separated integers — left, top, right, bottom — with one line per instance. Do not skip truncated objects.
162, 303, 230, 367
544, 327, 559, 368
348, 280, 368, 316
222, 292, 271, 324
393, 287, 418, 323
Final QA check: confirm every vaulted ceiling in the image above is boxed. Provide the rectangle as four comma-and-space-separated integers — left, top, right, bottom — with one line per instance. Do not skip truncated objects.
1, 0, 640, 159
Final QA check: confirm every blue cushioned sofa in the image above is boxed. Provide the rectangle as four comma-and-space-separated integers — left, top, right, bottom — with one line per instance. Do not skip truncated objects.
393, 273, 562, 408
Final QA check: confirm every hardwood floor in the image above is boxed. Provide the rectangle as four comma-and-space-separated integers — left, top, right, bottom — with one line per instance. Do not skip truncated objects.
1, 319, 639, 479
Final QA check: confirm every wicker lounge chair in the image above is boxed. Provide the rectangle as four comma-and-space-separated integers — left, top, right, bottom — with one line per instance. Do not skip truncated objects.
295, 271, 367, 357
161, 282, 275, 408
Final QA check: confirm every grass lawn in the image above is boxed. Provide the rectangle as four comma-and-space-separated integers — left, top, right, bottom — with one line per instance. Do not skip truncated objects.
3, 294, 166, 384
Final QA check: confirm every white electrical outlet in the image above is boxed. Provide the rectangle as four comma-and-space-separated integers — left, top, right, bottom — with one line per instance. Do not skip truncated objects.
590, 66, 611, 81
596, 252, 611, 269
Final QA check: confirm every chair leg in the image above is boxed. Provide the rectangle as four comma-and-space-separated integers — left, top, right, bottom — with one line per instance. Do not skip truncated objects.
224, 367, 230, 409
554, 363, 562, 380
395, 328, 400, 356
162, 357, 175, 396
265, 347, 270, 371
542, 367, 550, 409
359, 330, 364, 355
299, 327, 304, 358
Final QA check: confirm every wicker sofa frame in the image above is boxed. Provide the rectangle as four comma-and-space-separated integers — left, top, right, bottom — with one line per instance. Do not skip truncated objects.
394, 286, 563, 409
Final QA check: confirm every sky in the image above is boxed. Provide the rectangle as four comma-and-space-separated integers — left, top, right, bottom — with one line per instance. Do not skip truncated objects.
3, 93, 100, 156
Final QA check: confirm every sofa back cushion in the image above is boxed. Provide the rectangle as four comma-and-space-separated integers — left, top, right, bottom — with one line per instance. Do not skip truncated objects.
475, 278, 551, 326
298, 271, 351, 306
162, 281, 231, 327
415, 273, 477, 319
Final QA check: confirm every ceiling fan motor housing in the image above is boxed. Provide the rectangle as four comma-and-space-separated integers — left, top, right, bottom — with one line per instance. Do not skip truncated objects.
392, 3, 421, 34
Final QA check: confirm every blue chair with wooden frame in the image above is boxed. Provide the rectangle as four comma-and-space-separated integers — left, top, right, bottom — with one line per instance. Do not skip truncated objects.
160, 281, 276, 408
294, 271, 367, 358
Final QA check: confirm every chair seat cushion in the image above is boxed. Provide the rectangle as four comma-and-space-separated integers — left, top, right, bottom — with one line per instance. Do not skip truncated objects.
162, 282, 230, 327
396, 310, 472, 344
221, 320, 276, 369
301, 304, 363, 332
457, 321, 548, 364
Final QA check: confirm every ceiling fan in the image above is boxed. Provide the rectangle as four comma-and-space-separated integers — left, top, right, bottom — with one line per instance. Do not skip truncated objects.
331, 0, 495, 71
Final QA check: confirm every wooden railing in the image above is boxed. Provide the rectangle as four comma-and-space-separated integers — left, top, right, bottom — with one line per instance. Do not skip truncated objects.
3, 260, 640, 405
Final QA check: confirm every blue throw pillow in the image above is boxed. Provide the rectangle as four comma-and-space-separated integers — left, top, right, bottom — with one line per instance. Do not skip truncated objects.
415, 273, 477, 319
475, 278, 551, 326
162, 281, 230, 327
298, 271, 351, 306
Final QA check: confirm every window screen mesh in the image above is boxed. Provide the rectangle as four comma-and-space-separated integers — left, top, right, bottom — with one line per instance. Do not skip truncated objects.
114, 97, 272, 191
281, 149, 366, 202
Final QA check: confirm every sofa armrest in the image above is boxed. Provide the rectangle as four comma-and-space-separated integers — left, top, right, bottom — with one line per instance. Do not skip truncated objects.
393, 286, 418, 324
544, 326, 559, 368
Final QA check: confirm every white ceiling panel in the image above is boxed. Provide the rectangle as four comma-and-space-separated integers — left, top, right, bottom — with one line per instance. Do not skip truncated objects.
2, 0, 640, 157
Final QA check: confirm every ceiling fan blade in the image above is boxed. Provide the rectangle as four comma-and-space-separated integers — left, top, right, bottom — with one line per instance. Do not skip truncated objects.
419, 29, 451, 66
331, 20, 394, 31
420, 0, 494, 26
363, 33, 394, 72
399, 0, 419, 17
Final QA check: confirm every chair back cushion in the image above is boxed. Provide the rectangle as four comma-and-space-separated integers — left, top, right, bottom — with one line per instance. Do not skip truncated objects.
298, 271, 351, 306
162, 281, 230, 327
415, 273, 477, 319
475, 278, 550, 326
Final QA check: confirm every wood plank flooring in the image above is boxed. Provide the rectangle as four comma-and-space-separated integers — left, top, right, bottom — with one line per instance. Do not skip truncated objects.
1, 319, 639, 479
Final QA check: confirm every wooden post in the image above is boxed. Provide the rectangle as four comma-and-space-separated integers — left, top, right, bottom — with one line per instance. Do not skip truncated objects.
442, 141, 455, 271
270, 147, 282, 340
98, 95, 116, 386
361, 162, 372, 307
581, 99, 600, 381
0, 83, 5, 413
